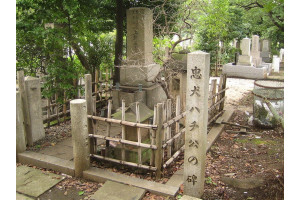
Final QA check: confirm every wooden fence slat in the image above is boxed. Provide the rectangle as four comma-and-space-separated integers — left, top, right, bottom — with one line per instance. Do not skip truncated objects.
150, 105, 157, 166
136, 102, 142, 164
121, 100, 126, 161
85, 74, 95, 154
175, 95, 180, 151
166, 99, 172, 159
55, 92, 60, 125
155, 103, 163, 180
219, 74, 227, 111
47, 98, 51, 127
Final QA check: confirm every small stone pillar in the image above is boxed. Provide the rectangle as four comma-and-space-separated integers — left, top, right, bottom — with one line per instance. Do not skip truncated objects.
184, 51, 210, 198
25, 77, 45, 145
70, 99, 90, 177
16, 91, 26, 159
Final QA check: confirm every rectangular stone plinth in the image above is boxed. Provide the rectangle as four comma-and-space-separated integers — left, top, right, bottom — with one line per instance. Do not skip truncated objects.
223, 63, 267, 79
237, 55, 253, 66
120, 63, 160, 87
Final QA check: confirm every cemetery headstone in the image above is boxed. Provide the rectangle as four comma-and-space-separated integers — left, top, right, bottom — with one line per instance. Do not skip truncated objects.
261, 39, 271, 63
250, 35, 262, 67
237, 38, 253, 66
272, 55, 280, 73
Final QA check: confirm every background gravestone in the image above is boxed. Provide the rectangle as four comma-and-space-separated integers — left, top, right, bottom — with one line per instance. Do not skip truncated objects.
237, 38, 253, 66
261, 39, 271, 63
250, 35, 262, 67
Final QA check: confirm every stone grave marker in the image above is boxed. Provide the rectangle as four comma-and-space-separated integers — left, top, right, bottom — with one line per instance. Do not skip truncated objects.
184, 51, 210, 198
261, 39, 271, 62
250, 35, 262, 67
237, 38, 253, 66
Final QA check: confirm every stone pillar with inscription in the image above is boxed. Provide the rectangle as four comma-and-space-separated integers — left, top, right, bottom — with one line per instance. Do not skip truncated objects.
237, 38, 253, 66
184, 51, 210, 198
250, 35, 262, 67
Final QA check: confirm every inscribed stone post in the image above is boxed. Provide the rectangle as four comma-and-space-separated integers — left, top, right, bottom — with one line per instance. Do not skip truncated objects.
24, 77, 45, 145
184, 51, 210, 198
272, 55, 280, 73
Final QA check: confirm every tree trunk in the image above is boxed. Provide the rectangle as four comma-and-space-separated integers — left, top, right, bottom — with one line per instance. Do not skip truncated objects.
113, 0, 124, 85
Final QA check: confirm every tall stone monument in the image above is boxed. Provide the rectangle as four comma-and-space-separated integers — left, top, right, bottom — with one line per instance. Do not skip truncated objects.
250, 35, 262, 67
237, 38, 253, 66
261, 39, 271, 62
114, 7, 167, 109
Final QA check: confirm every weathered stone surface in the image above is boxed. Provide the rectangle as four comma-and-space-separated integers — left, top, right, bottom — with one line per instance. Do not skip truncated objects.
221, 177, 264, 189
184, 51, 210, 198
237, 55, 253, 66
262, 39, 270, 52
120, 63, 160, 87
272, 55, 280, 72
70, 99, 90, 177
250, 35, 262, 67
39, 137, 73, 160
18, 151, 75, 176
223, 63, 267, 79
146, 83, 168, 109
16, 193, 34, 200
16, 91, 26, 156
16, 165, 63, 197
181, 195, 203, 200
83, 167, 179, 196
126, 7, 153, 65
25, 76, 45, 145
240, 38, 251, 56
90, 181, 146, 200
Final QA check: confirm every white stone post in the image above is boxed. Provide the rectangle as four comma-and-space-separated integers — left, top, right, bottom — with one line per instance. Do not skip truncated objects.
70, 99, 90, 177
24, 77, 45, 145
16, 91, 26, 160
184, 51, 210, 198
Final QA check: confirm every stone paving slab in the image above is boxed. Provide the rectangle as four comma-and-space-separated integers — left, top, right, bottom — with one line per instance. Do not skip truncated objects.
18, 151, 75, 176
16, 165, 64, 197
90, 181, 146, 200
83, 167, 179, 196
181, 195, 202, 200
16, 193, 34, 200
39, 137, 73, 160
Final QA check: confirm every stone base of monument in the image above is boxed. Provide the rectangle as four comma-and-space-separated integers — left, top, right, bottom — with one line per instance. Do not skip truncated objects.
112, 83, 167, 110
223, 63, 268, 79
237, 55, 253, 66
120, 64, 161, 87
106, 143, 152, 164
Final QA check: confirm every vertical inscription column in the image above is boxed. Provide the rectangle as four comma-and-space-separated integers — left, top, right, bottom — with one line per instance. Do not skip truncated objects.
184, 51, 210, 198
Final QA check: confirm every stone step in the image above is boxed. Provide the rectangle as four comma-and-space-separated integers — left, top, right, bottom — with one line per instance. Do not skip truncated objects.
18, 151, 75, 176
90, 181, 146, 200
83, 167, 179, 196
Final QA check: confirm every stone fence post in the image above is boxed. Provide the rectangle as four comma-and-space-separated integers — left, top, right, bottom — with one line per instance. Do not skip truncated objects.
184, 51, 210, 198
16, 91, 26, 161
70, 99, 90, 177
